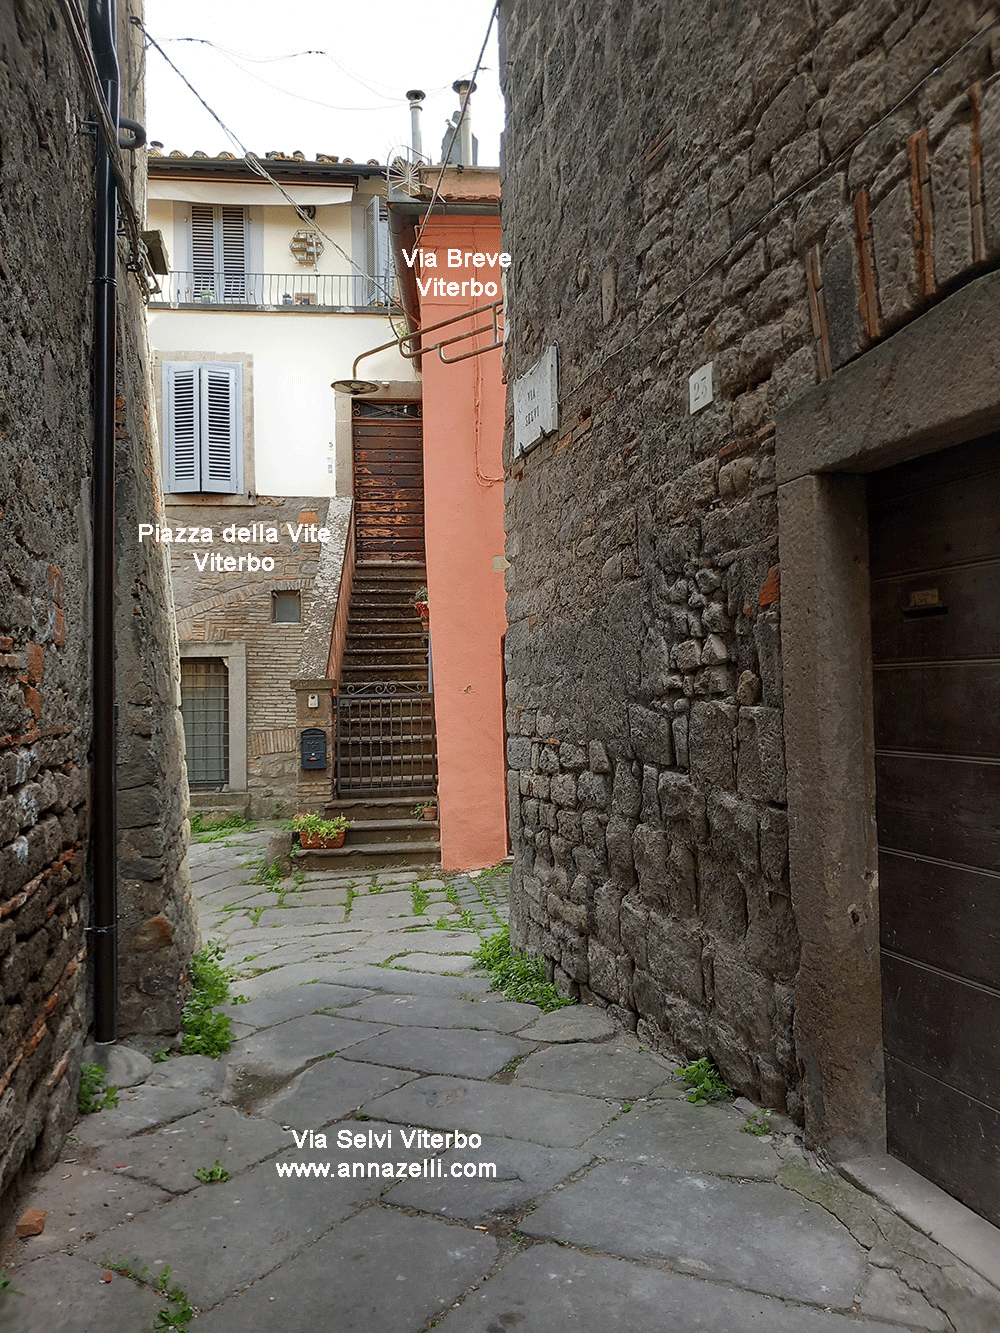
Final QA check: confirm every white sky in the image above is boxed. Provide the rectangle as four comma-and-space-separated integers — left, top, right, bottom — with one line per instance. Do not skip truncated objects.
143, 0, 503, 167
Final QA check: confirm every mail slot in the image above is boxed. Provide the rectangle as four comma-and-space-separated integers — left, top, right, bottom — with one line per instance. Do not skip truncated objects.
300, 727, 327, 770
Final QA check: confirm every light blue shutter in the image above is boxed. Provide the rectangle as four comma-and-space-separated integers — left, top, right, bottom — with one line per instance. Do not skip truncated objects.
165, 364, 199, 490
365, 196, 392, 305
191, 204, 216, 296
200, 364, 241, 493
219, 206, 247, 301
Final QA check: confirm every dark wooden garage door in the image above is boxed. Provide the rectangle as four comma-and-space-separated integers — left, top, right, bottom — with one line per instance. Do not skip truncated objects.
868, 433, 1000, 1227
352, 400, 424, 564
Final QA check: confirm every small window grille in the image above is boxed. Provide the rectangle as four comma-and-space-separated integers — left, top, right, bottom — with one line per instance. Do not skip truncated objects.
272, 591, 301, 623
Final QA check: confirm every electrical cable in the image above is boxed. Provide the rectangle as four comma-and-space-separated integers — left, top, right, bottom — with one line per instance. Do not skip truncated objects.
411, 0, 500, 254
551, 18, 1000, 411
55, 0, 158, 297
138, 20, 396, 307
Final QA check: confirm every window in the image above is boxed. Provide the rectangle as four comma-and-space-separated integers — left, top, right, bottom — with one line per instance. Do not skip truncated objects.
191, 203, 248, 301
364, 197, 394, 306
272, 591, 301, 623
163, 361, 243, 493
180, 658, 229, 789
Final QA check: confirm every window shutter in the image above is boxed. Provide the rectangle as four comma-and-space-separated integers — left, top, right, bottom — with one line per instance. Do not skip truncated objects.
200, 364, 241, 493
219, 206, 247, 301
364, 197, 393, 305
164, 364, 200, 491
191, 204, 216, 295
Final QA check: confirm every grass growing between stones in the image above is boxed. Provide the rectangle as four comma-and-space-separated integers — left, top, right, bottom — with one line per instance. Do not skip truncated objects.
77, 1062, 119, 1114
473, 926, 575, 1013
189, 813, 255, 843
677, 1056, 733, 1105
181, 944, 235, 1057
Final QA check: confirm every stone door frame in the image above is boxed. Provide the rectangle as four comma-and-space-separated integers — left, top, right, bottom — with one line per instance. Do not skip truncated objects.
774, 269, 1000, 1160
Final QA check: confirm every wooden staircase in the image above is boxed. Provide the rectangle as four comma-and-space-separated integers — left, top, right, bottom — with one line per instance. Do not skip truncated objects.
301, 563, 439, 870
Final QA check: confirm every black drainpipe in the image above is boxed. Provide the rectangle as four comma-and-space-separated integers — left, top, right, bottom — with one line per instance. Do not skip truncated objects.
89, 0, 119, 1045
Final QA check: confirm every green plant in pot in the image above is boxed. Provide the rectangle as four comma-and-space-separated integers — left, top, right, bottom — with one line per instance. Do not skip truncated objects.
289, 811, 350, 849
413, 799, 438, 821
413, 586, 429, 626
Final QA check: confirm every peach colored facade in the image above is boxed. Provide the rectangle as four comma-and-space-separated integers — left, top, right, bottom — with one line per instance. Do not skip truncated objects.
414, 208, 508, 871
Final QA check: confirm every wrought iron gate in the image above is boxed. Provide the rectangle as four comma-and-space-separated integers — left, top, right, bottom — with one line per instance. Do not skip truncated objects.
335, 683, 436, 795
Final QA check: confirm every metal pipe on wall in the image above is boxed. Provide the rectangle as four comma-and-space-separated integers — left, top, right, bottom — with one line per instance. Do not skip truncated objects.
88, 0, 119, 1045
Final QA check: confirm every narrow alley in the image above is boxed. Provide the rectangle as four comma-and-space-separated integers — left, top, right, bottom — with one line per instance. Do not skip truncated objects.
2, 830, 998, 1332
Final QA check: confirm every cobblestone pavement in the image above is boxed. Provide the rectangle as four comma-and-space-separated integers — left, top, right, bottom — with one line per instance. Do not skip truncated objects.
2, 827, 999, 1332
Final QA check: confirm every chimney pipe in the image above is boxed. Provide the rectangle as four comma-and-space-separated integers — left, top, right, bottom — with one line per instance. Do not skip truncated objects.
452, 78, 476, 167
406, 89, 425, 160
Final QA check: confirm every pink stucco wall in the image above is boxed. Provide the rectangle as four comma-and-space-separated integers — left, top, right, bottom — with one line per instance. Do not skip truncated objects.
416, 212, 508, 871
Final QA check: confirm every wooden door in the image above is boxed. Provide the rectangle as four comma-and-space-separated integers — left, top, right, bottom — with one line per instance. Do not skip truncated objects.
351, 400, 424, 564
868, 433, 1000, 1227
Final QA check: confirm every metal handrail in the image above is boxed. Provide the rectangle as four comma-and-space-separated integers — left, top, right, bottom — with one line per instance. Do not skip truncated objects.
150, 270, 398, 310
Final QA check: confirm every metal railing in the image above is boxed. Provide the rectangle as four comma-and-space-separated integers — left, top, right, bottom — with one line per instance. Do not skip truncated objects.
151, 270, 398, 310
335, 683, 436, 795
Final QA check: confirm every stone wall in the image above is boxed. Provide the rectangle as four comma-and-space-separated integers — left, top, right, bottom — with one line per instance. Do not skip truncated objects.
499, 0, 1000, 1118
169, 497, 350, 816
0, 0, 194, 1204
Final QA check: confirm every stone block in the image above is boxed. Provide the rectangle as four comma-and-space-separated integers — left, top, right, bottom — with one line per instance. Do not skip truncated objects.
737, 706, 786, 802
632, 823, 669, 911
983, 79, 1000, 260
507, 735, 533, 768
605, 813, 636, 888
559, 741, 588, 769
656, 770, 706, 841
707, 791, 759, 878
611, 760, 641, 818
689, 701, 737, 791
588, 740, 611, 772
627, 704, 674, 767
577, 770, 611, 810
932, 125, 973, 286
823, 233, 867, 371
871, 178, 921, 331
550, 772, 578, 807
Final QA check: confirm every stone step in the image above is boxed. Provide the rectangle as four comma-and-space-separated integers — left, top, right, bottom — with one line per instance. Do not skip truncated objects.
294, 839, 440, 871
326, 794, 435, 820
341, 818, 439, 846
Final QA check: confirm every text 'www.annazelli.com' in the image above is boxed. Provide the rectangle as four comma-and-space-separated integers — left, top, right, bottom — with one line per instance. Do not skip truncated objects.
275, 1159, 497, 1180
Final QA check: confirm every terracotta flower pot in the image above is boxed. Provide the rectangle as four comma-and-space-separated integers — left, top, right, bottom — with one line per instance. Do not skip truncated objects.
421, 806, 437, 821
299, 830, 346, 849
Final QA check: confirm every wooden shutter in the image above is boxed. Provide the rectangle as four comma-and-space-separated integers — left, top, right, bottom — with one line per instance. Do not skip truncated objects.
164, 363, 200, 491
200, 364, 241, 493
219, 206, 247, 301
191, 204, 216, 295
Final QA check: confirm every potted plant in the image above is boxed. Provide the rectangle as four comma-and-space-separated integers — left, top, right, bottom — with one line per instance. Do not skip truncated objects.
413, 799, 438, 822
413, 586, 429, 630
289, 812, 350, 849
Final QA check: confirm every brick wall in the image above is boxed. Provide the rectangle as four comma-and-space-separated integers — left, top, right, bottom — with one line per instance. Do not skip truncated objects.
170, 498, 338, 816
500, 0, 1000, 1116
0, 0, 194, 1205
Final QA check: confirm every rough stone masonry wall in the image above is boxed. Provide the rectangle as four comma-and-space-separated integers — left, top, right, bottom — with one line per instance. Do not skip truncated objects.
0, 0, 194, 1206
499, 0, 1000, 1116
169, 498, 345, 816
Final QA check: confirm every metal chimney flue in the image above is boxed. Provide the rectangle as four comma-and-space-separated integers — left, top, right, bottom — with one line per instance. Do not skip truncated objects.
452, 78, 477, 167
406, 89, 425, 160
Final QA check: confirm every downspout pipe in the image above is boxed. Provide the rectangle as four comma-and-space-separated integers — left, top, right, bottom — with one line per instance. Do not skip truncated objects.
89, 0, 119, 1045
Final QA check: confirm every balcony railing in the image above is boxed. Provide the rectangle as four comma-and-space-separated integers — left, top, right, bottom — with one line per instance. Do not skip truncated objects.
150, 271, 398, 310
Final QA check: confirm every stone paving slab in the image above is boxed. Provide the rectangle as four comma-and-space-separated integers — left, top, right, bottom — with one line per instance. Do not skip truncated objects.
90, 1105, 287, 1194
225, 959, 388, 1000
362, 1075, 618, 1148
0, 1253, 164, 1333
433, 1245, 907, 1333
272, 887, 351, 907
514, 1044, 673, 1099
192, 1206, 499, 1333
341, 1025, 536, 1079
387, 1134, 594, 1222
392, 951, 478, 973
338, 992, 540, 1033
229, 939, 355, 971
0, 1165, 170, 1259
521, 1160, 867, 1307
580, 1095, 781, 1180
225, 1014, 389, 1079
251, 907, 354, 930
259, 1058, 420, 1128
79, 1156, 381, 1310
517, 1006, 617, 1042
859, 1267, 951, 1330
71, 1084, 218, 1147
219, 983, 372, 1030
321, 965, 494, 998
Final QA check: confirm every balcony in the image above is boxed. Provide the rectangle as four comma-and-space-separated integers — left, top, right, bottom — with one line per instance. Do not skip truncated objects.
150, 271, 398, 311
